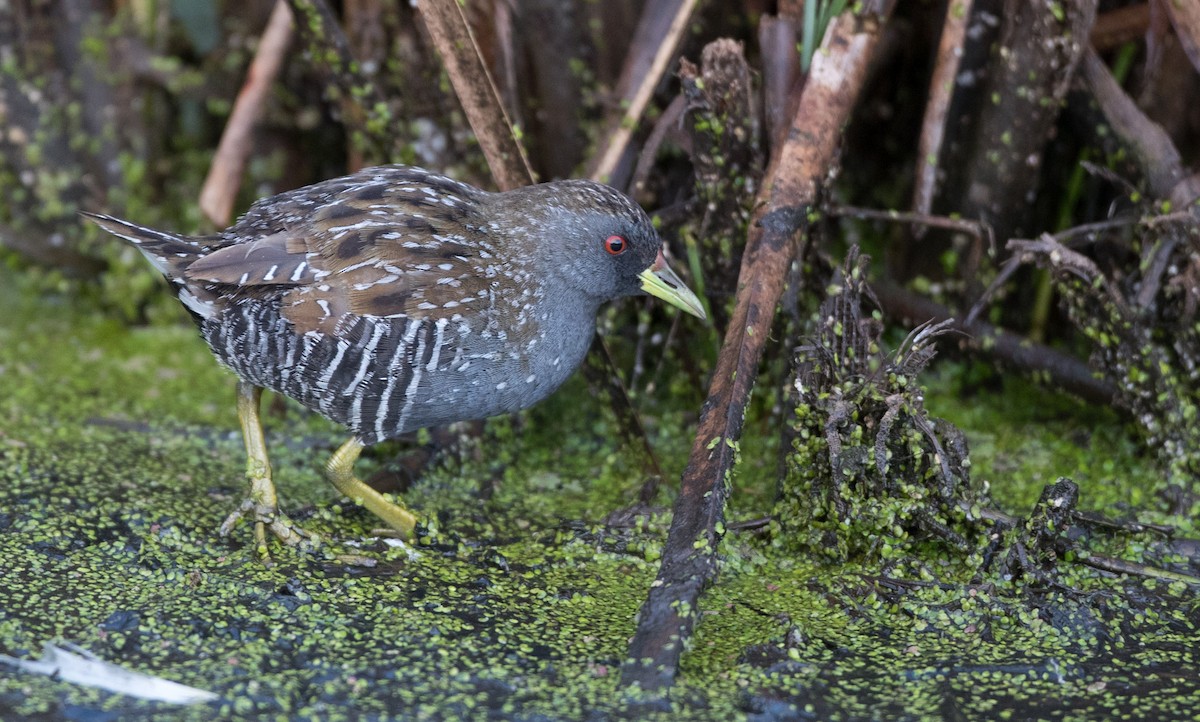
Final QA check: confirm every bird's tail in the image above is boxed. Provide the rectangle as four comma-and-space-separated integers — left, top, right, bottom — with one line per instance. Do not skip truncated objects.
81, 211, 206, 280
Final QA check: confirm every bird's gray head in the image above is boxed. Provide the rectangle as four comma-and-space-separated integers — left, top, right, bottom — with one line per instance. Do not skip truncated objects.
491, 180, 706, 318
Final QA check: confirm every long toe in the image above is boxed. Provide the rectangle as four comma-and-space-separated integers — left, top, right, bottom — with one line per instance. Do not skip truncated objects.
220, 499, 319, 548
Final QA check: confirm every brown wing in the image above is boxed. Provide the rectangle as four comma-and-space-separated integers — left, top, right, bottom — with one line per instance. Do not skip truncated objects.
185, 232, 313, 286
183, 166, 499, 335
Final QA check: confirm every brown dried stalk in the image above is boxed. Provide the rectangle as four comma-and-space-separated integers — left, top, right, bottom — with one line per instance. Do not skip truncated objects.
912, 0, 972, 223
620, 2, 898, 694
418, 0, 533, 191
588, 0, 700, 185
1090, 4, 1150, 51
1081, 48, 1200, 206
199, 1, 294, 226
1162, 0, 1200, 74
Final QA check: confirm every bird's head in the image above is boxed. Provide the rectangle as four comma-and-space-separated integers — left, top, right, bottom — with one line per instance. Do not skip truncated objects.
493, 180, 706, 320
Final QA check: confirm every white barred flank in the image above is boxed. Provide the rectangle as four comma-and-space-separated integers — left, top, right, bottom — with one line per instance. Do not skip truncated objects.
374, 319, 425, 442
202, 298, 486, 446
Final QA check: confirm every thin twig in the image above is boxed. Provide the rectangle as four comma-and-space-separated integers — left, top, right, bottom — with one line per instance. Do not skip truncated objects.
200, 1, 294, 226
419, 0, 533, 190
1075, 552, 1200, 586
912, 0, 973, 227
1081, 48, 1187, 200
588, 0, 699, 185
829, 205, 993, 250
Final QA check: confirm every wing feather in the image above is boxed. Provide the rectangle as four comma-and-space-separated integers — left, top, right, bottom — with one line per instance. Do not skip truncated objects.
181, 166, 494, 335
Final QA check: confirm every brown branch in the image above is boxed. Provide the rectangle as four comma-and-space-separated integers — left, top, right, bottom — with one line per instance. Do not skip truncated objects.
619, 3, 897, 695
588, 0, 700, 186
199, 1, 294, 226
1090, 4, 1150, 51
758, 12, 802, 146
912, 0, 972, 223
1161, 0, 1200, 75
829, 205, 994, 251
418, 0, 533, 190
628, 94, 686, 195
1081, 48, 1200, 207
1076, 551, 1200, 585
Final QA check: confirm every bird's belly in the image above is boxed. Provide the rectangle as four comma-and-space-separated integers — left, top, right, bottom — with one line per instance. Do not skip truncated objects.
202, 300, 592, 446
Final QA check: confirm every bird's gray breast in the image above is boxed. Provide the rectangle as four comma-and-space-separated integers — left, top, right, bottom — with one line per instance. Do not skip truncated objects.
363, 294, 597, 443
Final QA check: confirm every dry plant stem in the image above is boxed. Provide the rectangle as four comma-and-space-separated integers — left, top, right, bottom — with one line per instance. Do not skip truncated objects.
830, 205, 993, 250
757, 13, 802, 145
1080, 49, 1199, 314
912, 0, 972, 224
629, 95, 686, 194
200, 1, 294, 226
872, 279, 1116, 405
972, 217, 1146, 326
620, 4, 897, 695
1162, 0, 1200, 74
971, 503, 1200, 585
1090, 4, 1150, 51
1076, 552, 1200, 585
588, 0, 700, 185
419, 0, 533, 191
1081, 48, 1199, 206
1081, 48, 1199, 310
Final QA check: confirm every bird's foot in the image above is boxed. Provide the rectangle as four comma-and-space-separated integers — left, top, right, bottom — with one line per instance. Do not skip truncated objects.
325, 437, 420, 539
220, 498, 319, 555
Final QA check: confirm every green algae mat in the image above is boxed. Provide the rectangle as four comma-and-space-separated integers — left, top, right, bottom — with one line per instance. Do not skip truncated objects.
2, 270, 1200, 720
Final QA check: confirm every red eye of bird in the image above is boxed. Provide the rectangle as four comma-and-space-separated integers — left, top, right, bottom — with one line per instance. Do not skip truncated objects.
604, 235, 627, 255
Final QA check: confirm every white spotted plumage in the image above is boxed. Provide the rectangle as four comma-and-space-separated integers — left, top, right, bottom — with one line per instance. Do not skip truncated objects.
85, 163, 675, 446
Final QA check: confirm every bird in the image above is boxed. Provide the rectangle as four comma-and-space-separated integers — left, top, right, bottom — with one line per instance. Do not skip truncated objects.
84, 164, 706, 548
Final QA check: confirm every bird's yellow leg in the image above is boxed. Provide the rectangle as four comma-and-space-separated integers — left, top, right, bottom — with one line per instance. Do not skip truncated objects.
219, 381, 312, 549
324, 437, 419, 538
